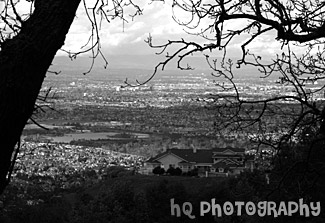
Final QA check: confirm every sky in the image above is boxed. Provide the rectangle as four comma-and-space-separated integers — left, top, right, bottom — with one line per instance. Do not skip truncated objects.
60, 0, 284, 58
2, 0, 307, 71
61, 1, 204, 56
1, 0, 299, 58
1, 0, 312, 59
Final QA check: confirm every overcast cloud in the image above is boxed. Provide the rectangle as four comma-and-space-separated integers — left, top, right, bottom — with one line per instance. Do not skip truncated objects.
5, 0, 308, 64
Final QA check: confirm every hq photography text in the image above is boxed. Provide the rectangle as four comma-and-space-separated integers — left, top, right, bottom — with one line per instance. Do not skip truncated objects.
170, 198, 321, 219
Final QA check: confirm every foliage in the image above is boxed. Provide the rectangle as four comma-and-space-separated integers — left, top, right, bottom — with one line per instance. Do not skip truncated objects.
103, 166, 134, 178
2, 172, 324, 223
0, 0, 146, 195
186, 167, 198, 177
140, 0, 325, 204
152, 166, 165, 175
166, 167, 182, 176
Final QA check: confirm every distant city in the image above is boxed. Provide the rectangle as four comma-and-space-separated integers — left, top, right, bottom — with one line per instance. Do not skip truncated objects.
24, 56, 325, 155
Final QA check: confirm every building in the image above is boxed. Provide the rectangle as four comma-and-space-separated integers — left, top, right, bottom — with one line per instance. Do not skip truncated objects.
142, 147, 254, 176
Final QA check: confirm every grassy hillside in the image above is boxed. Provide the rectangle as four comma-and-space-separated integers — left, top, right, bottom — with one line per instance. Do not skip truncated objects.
1, 168, 324, 223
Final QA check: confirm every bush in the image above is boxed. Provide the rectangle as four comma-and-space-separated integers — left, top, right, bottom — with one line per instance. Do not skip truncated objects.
187, 168, 198, 177
166, 167, 182, 176
174, 167, 182, 176
104, 166, 132, 178
152, 166, 165, 175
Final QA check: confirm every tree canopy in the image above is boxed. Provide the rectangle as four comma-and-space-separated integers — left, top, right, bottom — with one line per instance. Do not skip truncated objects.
0, 0, 141, 194
149, 0, 325, 198
143, 1, 325, 146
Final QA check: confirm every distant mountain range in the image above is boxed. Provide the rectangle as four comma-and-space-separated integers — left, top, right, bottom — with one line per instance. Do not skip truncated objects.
50, 54, 275, 81
52, 54, 218, 70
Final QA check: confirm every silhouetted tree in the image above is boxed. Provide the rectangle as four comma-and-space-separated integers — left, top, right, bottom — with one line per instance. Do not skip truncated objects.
142, 0, 325, 141
0, 0, 141, 194
2, 0, 325, 202
139, 0, 325, 200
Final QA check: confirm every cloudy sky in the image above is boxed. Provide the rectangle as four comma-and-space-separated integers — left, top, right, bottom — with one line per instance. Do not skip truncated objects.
60, 0, 285, 59
5, 0, 302, 71
2, 0, 309, 60
62, 1, 201, 56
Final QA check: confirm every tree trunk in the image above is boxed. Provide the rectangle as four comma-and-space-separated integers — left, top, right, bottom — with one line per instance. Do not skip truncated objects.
0, 0, 81, 194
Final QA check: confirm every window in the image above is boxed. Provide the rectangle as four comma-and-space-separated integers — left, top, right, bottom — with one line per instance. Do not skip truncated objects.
218, 168, 224, 173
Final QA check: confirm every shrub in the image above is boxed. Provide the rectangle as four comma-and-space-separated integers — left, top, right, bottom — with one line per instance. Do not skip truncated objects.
152, 166, 165, 175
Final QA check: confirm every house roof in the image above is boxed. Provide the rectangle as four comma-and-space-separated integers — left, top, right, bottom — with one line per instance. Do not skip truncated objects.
178, 160, 193, 165
212, 147, 245, 154
212, 162, 230, 169
212, 159, 244, 168
145, 157, 161, 163
145, 148, 213, 164
146, 147, 246, 164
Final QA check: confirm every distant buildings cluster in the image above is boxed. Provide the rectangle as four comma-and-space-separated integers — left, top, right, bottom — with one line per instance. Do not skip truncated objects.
12, 142, 145, 191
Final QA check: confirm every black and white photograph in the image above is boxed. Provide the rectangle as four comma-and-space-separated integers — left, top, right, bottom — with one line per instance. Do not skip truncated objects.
0, 0, 324, 222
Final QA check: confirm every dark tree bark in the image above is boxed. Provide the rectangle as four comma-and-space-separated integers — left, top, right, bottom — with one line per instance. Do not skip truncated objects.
0, 0, 81, 194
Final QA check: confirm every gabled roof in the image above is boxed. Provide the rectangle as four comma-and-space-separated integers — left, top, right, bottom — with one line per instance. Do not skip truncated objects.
223, 149, 236, 153
212, 161, 229, 169
178, 160, 192, 165
212, 147, 245, 154
147, 148, 214, 164
145, 147, 247, 165
212, 159, 244, 168
145, 157, 161, 163
212, 147, 245, 158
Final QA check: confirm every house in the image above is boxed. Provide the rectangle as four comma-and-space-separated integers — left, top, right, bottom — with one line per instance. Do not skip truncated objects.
142, 147, 254, 176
